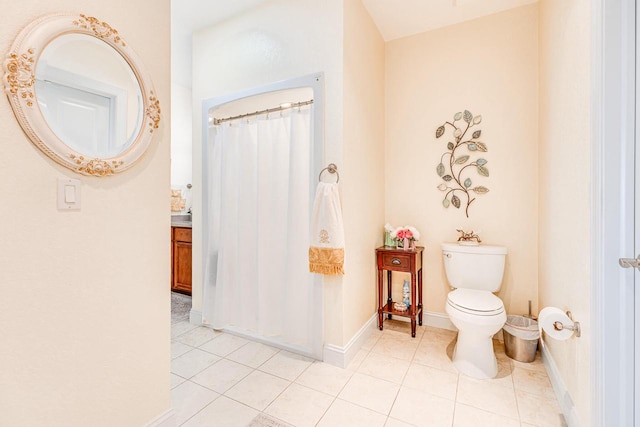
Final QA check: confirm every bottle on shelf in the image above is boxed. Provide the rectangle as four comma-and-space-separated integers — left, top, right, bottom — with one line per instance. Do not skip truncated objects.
402, 279, 410, 309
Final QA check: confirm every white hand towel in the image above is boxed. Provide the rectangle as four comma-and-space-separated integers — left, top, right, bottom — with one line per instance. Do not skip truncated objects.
309, 182, 345, 275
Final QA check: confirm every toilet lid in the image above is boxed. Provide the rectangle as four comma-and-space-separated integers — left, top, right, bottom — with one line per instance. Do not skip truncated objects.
447, 289, 504, 315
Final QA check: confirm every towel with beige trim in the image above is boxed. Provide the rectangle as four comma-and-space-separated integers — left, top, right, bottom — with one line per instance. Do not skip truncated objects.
309, 182, 344, 275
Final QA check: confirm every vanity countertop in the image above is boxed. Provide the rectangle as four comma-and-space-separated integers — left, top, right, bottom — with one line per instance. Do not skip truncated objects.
171, 215, 192, 229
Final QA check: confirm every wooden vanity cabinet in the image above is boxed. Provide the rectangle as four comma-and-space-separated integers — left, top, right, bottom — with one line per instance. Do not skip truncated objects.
171, 227, 192, 295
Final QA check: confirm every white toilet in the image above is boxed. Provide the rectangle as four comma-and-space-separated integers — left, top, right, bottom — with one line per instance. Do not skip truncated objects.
442, 242, 507, 379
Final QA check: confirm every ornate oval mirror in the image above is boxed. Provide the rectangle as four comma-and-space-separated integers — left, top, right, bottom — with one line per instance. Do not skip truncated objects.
3, 13, 161, 176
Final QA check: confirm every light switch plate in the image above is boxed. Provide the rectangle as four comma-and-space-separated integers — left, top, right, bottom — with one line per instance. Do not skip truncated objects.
57, 178, 81, 210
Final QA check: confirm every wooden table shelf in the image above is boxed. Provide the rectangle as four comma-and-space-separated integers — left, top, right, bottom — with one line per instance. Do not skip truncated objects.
380, 301, 413, 317
376, 246, 424, 337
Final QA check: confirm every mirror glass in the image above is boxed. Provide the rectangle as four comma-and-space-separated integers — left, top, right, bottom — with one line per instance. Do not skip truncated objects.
35, 34, 143, 158
3, 13, 160, 176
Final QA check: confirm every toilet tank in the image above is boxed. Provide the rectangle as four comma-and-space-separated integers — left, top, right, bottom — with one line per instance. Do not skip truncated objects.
441, 242, 507, 292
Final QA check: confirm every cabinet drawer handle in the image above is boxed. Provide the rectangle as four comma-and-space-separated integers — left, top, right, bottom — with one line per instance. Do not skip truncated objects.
391, 258, 401, 265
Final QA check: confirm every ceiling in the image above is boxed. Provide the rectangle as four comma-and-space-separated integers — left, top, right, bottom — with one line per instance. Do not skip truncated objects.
361, 0, 537, 41
171, 0, 538, 86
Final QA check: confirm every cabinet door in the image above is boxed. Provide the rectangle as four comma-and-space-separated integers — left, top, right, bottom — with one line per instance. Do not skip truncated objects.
172, 240, 192, 295
171, 226, 192, 295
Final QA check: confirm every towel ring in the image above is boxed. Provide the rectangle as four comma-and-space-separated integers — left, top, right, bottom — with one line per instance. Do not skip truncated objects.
319, 163, 340, 183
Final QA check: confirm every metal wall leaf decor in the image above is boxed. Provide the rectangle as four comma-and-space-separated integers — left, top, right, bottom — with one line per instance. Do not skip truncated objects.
435, 110, 489, 218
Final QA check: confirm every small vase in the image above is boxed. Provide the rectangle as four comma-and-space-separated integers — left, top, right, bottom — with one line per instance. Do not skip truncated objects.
410, 240, 416, 250
403, 238, 409, 250
384, 231, 395, 247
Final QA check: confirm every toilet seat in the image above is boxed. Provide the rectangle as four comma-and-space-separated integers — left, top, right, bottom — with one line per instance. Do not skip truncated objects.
447, 289, 505, 316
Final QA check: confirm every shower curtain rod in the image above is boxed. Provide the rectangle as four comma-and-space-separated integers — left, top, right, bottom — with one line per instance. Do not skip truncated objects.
212, 99, 314, 125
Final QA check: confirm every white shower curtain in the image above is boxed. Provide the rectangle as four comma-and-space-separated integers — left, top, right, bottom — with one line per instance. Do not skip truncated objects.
204, 107, 319, 355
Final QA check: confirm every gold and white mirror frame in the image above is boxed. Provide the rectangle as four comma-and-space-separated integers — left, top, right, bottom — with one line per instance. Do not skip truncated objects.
3, 13, 161, 176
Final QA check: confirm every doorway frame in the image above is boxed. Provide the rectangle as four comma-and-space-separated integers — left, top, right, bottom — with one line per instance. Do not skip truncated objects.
592, 0, 636, 425
199, 72, 325, 359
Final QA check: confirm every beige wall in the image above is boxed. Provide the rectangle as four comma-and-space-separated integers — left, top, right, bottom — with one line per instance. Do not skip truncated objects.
0, 2, 171, 426
171, 82, 193, 189
539, 1, 591, 425
190, 0, 347, 345
385, 5, 539, 317
342, 0, 385, 343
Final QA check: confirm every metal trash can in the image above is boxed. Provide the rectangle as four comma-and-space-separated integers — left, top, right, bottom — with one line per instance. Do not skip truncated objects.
503, 315, 540, 363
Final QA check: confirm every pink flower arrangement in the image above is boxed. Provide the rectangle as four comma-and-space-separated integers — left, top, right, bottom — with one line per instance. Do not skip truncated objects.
397, 229, 411, 240
390, 226, 420, 241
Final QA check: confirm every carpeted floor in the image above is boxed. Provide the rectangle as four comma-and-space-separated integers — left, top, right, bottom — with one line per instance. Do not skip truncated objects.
171, 292, 191, 324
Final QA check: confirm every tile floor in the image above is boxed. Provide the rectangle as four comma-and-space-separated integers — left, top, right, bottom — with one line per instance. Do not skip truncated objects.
171, 318, 566, 427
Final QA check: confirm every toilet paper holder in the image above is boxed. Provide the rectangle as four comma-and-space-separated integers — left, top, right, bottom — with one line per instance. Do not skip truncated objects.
552, 310, 581, 338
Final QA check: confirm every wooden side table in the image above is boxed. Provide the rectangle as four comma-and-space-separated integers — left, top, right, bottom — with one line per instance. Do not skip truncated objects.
376, 246, 424, 337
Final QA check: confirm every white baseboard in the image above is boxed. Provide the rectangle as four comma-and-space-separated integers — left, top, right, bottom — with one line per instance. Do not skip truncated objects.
189, 309, 202, 325
541, 340, 580, 427
323, 314, 377, 368
144, 408, 175, 427
424, 310, 456, 331
385, 310, 456, 331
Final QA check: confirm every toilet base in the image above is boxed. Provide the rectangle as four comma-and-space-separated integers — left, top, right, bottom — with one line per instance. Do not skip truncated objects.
452, 330, 498, 379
